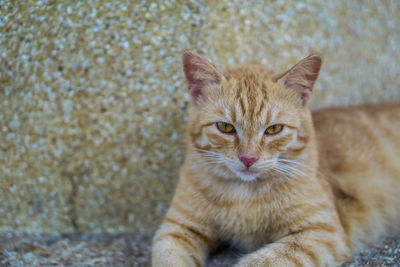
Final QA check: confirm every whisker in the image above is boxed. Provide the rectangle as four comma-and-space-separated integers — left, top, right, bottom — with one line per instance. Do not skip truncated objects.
279, 164, 307, 176
278, 159, 311, 170
279, 164, 306, 177
278, 157, 325, 178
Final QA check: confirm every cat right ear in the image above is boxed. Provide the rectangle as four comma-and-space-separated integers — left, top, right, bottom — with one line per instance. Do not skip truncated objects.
183, 50, 224, 102
273, 54, 322, 105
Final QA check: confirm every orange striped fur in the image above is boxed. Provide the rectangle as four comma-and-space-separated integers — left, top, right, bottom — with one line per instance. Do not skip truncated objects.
152, 51, 400, 266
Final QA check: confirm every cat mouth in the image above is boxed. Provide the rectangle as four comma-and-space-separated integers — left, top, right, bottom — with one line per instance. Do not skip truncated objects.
239, 165, 258, 173
241, 169, 253, 175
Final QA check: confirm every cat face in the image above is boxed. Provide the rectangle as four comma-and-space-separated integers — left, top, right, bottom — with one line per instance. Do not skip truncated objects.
183, 51, 321, 182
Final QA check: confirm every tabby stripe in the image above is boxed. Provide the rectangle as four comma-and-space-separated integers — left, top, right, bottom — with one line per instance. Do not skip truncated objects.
280, 241, 320, 266
189, 254, 202, 267
207, 133, 231, 147
235, 85, 242, 101
247, 89, 256, 118
285, 125, 300, 130
270, 133, 294, 147
234, 87, 243, 115
260, 135, 266, 147
164, 217, 212, 247
258, 256, 272, 265
255, 100, 265, 118
230, 104, 237, 123
266, 108, 272, 124
200, 122, 216, 128
288, 144, 306, 156
234, 135, 240, 147
290, 202, 331, 218
155, 232, 202, 266
269, 202, 326, 227
190, 122, 216, 143
261, 84, 269, 101
156, 232, 198, 252
313, 238, 340, 263
247, 83, 257, 111
185, 175, 212, 202
170, 203, 201, 224
216, 109, 226, 117
297, 133, 309, 144
294, 223, 337, 235
193, 143, 212, 151
189, 131, 201, 143
277, 250, 303, 266
272, 206, 331, 234
288, 134, 308, 155
239, 97, 246, 115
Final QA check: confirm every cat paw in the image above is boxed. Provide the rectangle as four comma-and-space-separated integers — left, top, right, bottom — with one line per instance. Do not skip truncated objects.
152, 258, 192, 267
234, 255, 270, 267
152, 253, 199, 267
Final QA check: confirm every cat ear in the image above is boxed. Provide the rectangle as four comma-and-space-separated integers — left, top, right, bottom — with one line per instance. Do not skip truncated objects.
273, 54, 322, 105
183, 50, 224, 102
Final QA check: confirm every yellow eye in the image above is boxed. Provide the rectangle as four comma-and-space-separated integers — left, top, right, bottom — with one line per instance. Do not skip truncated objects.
265, 124, 284, 135
216, 122, 236, 134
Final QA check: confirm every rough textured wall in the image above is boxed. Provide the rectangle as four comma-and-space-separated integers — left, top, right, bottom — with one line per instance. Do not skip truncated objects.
0, 0, 399, 234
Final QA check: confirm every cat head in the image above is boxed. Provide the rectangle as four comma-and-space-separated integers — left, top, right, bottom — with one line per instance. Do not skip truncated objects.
183, 50, 322, 182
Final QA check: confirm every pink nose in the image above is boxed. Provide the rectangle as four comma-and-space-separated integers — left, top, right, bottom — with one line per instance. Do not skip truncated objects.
239, 155, 259, 168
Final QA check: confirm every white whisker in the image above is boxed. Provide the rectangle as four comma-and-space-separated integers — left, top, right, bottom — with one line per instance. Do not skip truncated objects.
278, 164, 307, 177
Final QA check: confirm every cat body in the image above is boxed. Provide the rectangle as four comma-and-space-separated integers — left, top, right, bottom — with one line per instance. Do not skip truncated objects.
315, 104, 400, 251
152, 51, 400, 266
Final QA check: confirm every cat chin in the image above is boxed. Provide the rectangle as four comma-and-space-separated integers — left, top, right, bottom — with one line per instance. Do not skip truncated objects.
209, 166, 259, 182
235, 171, 259, 182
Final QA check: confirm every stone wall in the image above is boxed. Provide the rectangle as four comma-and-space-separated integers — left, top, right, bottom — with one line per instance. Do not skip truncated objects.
1, 0, 399, 234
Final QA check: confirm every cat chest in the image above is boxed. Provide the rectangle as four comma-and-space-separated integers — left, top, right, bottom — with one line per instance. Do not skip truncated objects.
213, 202, 277, 250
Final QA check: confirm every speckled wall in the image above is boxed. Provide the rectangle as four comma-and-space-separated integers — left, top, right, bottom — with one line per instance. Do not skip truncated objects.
0, 0, 399, 234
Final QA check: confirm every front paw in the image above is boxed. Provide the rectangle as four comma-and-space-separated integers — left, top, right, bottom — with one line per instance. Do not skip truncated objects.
153, 256, 194, 267
152, 250, 199, 267
234, 254, 269, 267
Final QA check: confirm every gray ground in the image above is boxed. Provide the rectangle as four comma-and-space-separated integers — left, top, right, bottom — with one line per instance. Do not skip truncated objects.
0, 233, 399, 266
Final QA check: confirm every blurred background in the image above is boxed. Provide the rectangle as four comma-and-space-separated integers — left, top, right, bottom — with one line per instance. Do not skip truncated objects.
1, 0, 400, 238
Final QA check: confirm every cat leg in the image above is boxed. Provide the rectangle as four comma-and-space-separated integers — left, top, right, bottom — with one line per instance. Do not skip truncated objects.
234, 223, 350, 267
152, 207, 215, 267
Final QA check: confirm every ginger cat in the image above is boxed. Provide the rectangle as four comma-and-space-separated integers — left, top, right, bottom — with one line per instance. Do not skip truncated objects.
152, 50, 400, 266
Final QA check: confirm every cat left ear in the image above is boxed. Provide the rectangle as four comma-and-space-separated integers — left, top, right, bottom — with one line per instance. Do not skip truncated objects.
273, 54, 322, 105
183, 50, 224, 102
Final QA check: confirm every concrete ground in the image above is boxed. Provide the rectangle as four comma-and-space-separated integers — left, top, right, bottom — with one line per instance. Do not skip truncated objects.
1, 233, 399, 266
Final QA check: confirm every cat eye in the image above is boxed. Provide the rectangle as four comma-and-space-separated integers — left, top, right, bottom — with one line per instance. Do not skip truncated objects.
265, 124, 284, 135
216, 122, 236, 134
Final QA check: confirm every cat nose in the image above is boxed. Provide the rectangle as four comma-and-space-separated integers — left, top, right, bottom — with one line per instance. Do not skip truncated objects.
239, 155, 259, 168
